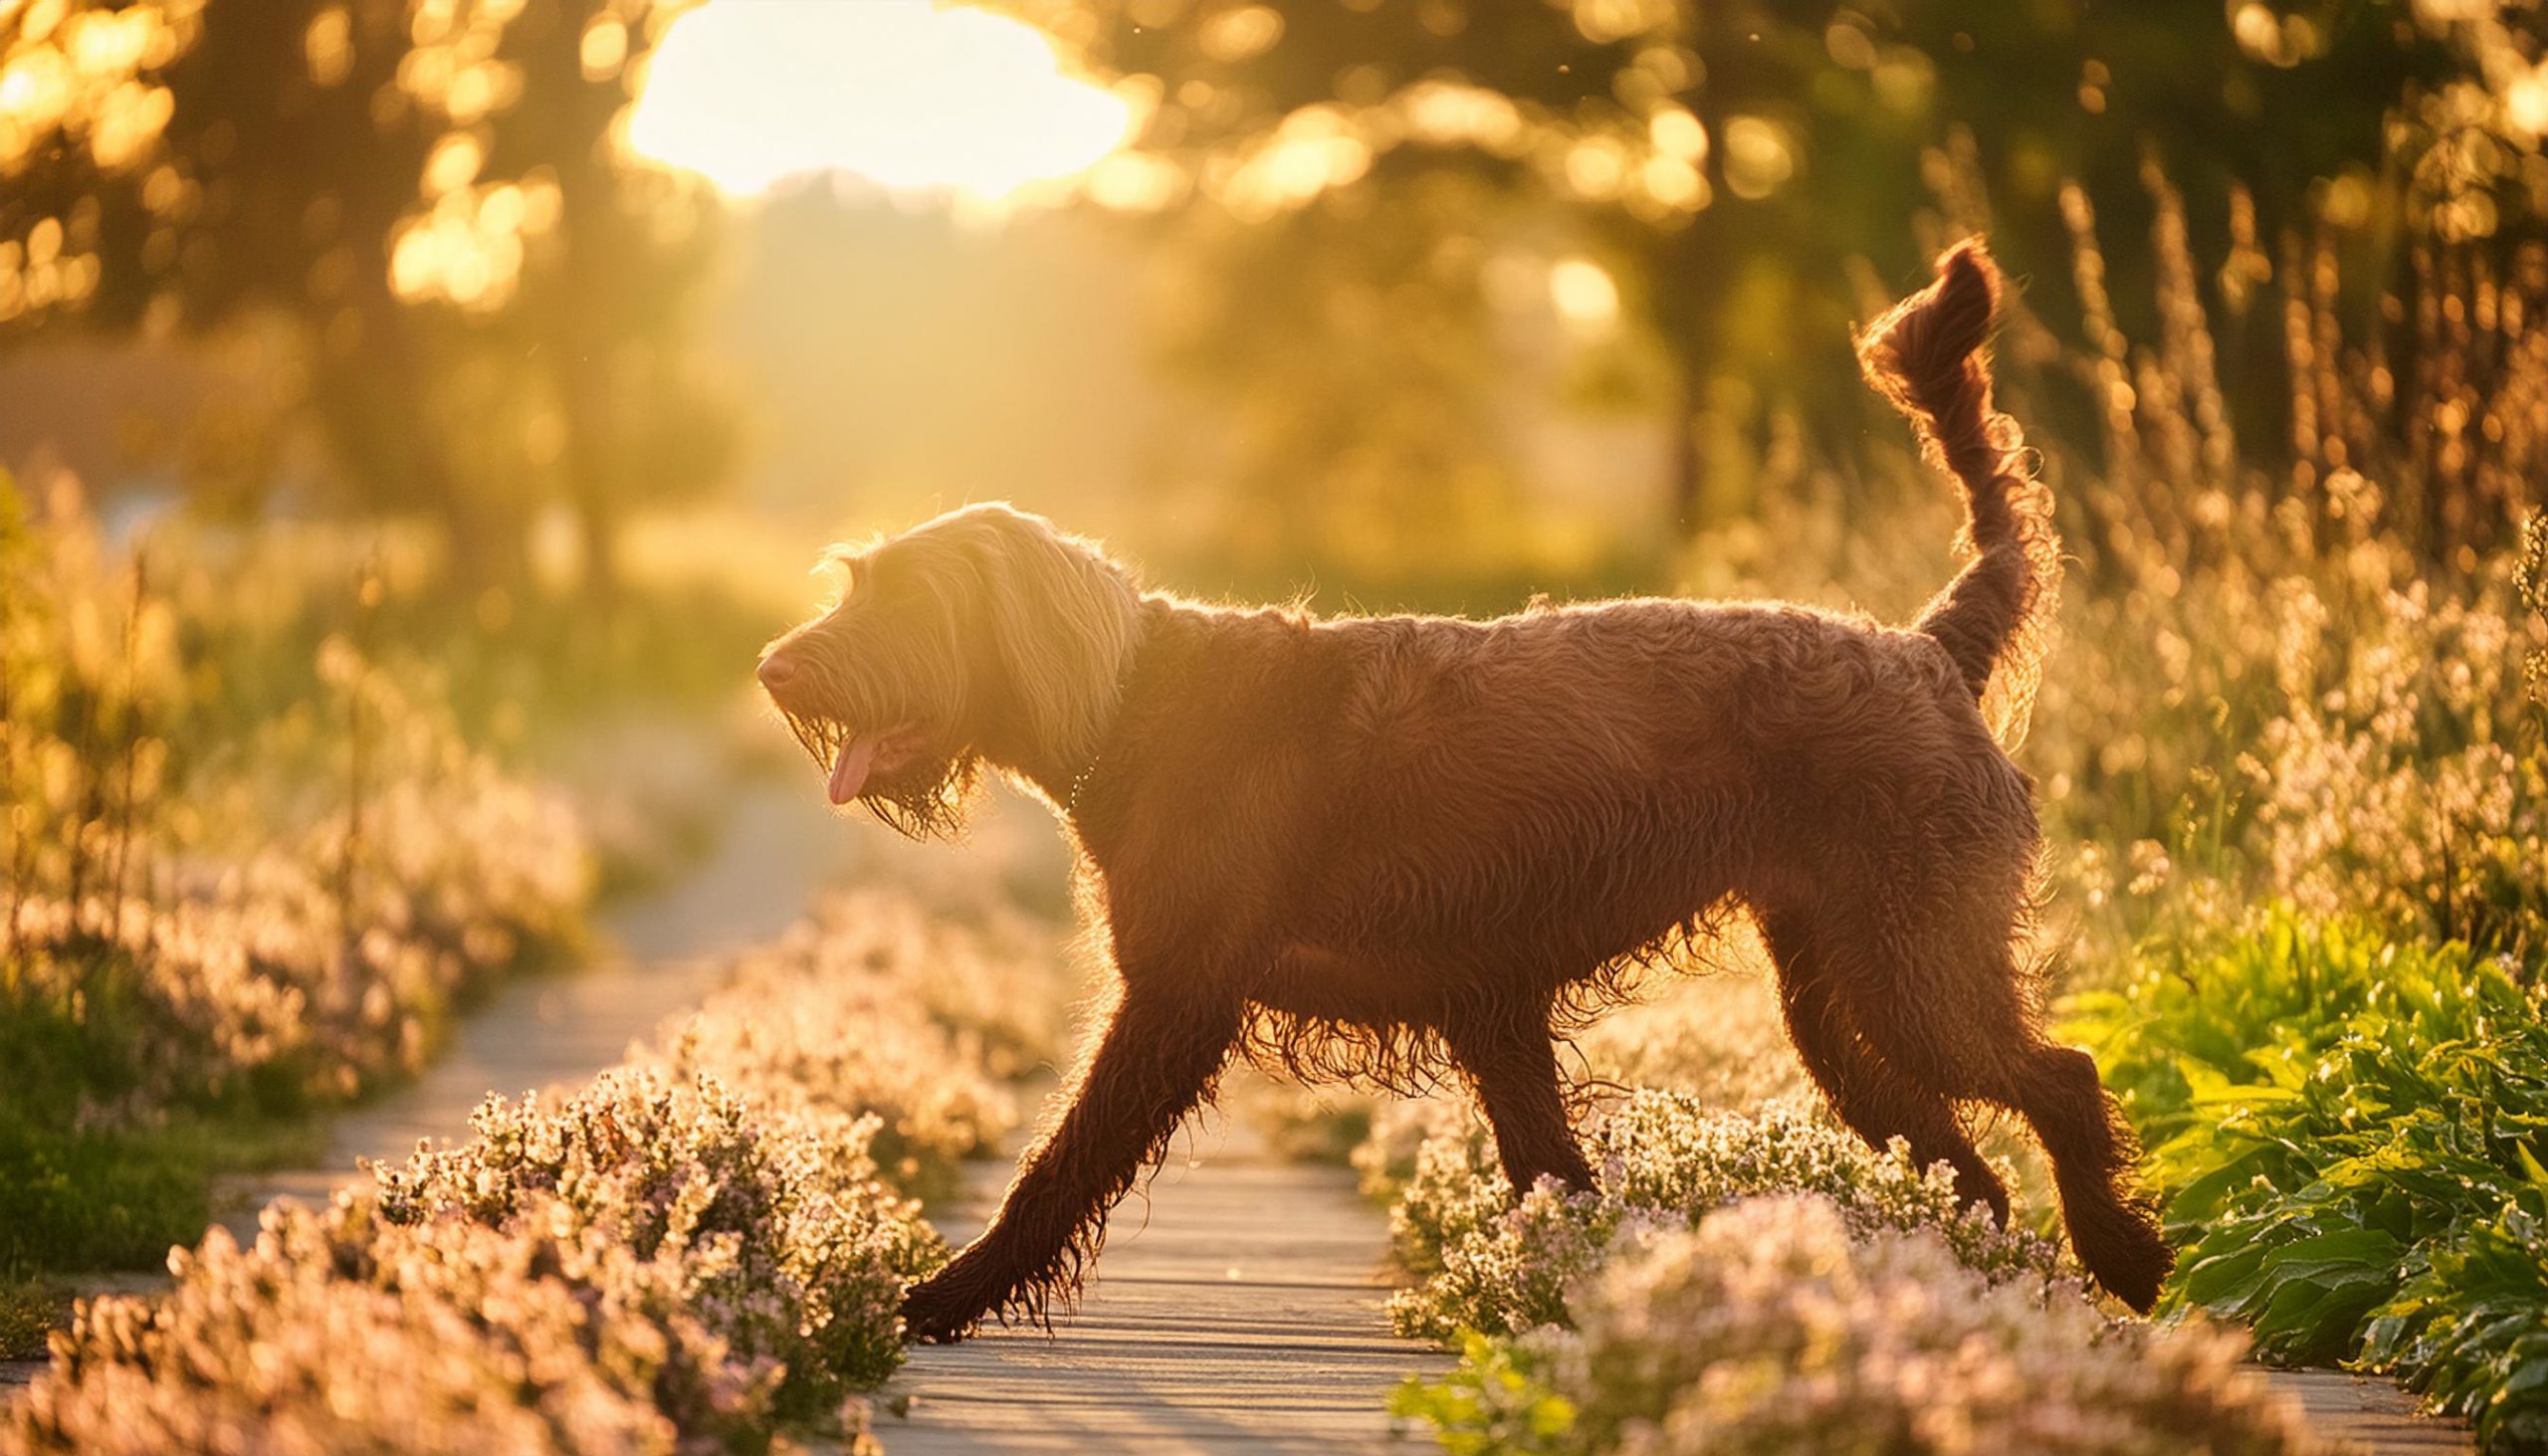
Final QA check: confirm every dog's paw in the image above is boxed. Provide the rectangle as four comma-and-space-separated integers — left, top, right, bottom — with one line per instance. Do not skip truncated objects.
2095, 1226, 2176, 1316
899, 1271, 988, 1344
2074, 1200, 2176, 1315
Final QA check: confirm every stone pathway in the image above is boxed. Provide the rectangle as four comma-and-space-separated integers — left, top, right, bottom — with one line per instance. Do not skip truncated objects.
2262, 1369, 2473, 1455
882, 1118, 1445, 1455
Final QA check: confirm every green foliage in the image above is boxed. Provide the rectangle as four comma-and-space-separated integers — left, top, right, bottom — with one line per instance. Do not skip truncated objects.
2067, 911, 2548, 1451
0, 1280, 68, 1362
0, 1103, 319, 1276
1388, 1332, 1573, 1456
2065, 911, 2399, 1148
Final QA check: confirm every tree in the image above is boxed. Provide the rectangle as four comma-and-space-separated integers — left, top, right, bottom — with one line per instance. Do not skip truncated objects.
1018, 0, 2476, 539
469, 0, 736, 599
0, 0, 735, 596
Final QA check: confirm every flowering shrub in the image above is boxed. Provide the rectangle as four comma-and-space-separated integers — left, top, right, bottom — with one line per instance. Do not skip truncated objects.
12, 1200, 769, 1456
1395, 1195, 2329, 1456
0, 856, 1107, 1452
2237, 566, 2547, 958
376, 1069, 941, 1407
2027, 521, 2548, 953
1353, 1093, 1473, 1199
744, 884, 1067, 1080
0, 478, 607, 1289
4, 1068, 943, 1454
1567, 967, 1809, 1111
647, 885, 1056, 1194
0, 819, 1119, 1455
1383, 1091, 2063, 1341
1272, 966, 1805, 1175
10, 711, 593, 1113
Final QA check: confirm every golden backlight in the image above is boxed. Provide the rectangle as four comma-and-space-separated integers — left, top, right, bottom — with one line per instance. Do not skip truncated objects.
629, 0, 1133, 202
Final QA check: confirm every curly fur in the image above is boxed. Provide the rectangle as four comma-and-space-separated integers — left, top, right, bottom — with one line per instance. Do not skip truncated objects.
757, 241, 2172, 1339
1855, 238, 2064, 743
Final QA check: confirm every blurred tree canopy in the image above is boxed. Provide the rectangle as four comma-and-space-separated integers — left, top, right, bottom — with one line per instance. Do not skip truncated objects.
0, 0, 735, 595
1017, 0, 2545, 561
4, 0, 2543, 594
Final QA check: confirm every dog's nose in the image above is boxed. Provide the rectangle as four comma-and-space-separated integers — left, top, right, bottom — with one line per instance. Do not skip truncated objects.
756, 653, 797, 692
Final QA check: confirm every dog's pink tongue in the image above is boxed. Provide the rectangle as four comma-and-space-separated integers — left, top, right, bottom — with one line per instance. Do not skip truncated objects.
828, 735, 879, 805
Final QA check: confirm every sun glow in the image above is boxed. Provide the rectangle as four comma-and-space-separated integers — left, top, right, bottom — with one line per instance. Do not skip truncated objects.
628, 0, 1134, 203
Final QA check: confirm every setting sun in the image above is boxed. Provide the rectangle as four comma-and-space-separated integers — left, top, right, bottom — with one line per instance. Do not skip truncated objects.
628, 0, 1134, 202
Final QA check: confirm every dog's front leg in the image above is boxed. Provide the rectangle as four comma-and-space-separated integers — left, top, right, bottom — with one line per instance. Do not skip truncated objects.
1443, 1008, 1596, 1195
899, 979, 1241, 1342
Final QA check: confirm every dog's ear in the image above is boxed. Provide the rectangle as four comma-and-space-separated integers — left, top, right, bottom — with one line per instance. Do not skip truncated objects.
962, 508, 1142, 766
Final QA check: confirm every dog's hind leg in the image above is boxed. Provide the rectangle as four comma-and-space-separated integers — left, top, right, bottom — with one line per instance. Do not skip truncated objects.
1442, 1002, 1595, 1195
899, 980, 1241, 1342
1808, 895, 2173, 1313
1990, 1034, 2174, 1312
1761, 911, 2008, 1221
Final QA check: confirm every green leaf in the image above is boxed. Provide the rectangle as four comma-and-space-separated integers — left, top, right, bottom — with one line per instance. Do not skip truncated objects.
2515, 1142, 2548, 1192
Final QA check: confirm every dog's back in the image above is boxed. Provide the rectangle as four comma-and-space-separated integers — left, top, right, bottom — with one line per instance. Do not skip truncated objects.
1152, 594, 2026, 978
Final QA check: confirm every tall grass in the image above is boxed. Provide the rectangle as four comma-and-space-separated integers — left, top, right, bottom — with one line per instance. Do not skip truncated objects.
0, 471, 598, 1285
1, 474, 595, 1119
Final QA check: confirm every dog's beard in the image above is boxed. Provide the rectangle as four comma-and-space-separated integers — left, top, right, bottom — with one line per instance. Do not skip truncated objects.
865, 755, 981, 840
778, 707, 980, 841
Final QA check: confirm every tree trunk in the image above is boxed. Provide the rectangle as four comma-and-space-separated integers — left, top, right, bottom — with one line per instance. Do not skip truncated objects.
1652, 225, 1723, 540
442, 487, 531, 595
549, 331, 620, 605
307, 289, 528, 593
1665, 364, 1703, 534
570, 463, 619, 605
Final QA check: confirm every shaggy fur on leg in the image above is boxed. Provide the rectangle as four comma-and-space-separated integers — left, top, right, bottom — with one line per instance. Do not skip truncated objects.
757, 240, 2174, 1337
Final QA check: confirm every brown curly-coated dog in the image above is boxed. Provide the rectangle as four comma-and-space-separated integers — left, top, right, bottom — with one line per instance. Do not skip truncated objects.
756, 241, 2173, 1340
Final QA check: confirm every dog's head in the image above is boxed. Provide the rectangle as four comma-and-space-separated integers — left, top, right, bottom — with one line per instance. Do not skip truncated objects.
755, 502, 1143, 836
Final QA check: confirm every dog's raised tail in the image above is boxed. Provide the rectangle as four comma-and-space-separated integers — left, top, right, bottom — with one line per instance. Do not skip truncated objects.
1855, 238, 2059, 744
